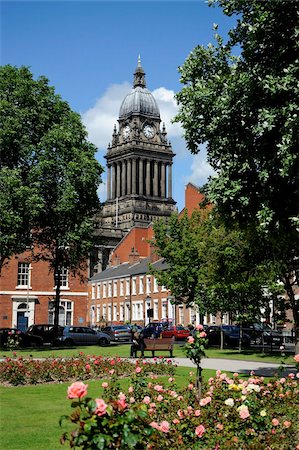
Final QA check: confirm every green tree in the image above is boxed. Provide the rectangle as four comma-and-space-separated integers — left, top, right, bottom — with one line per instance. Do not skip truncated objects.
0, 65, 104, 327
151, 210, 270, 349
175, 0, 299, 349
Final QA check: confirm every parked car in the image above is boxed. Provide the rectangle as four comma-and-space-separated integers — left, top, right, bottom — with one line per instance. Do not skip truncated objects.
125, 324, 143, 333
241, 322, 283, 346
161, 325, 191, 340
142, 322, 166, 338
206, 325, 251, 348
0, 327, 43, 348
26, 324, 64, 345
101, 325, 132, 342
58, 326, 111, 346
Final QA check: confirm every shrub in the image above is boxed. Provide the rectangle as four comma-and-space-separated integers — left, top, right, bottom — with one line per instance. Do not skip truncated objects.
61, 368, 299, 449
0, 354, 175, 386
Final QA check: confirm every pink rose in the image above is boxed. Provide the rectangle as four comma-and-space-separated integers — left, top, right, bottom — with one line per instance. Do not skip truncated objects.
200, 396, 211, 406
173, 418, 179, 424
238, 405, 250, 420
272, 418, 279, 426
157, 395, 164, 402
216, 423, 223, 430
135, 367, 142, 374
177, 409, 184, 418
94, 398, 107, 416
196, 324, 204, 331
195, 425, 205, 437
67, 382, 88, 399
294, 354, 299, 363
194, 409, 201, 416
160, 421, 170, 433
154, 384, 163, 392
150, 421, 159, 430
128, 386, 134, 393
283, 420, 291, 428
117, 393, 127, 410
199, 331, 207, 338
142, 396, 151, 404
102, 382, 108, 388
187, 336, 195, 344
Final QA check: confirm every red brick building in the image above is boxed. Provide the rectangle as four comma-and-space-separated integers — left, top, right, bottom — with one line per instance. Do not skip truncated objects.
0, 251, 88, 331
87, 183, 219, 329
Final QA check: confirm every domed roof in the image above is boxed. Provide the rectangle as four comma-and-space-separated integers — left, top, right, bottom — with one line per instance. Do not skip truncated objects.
119, 58, 160, 120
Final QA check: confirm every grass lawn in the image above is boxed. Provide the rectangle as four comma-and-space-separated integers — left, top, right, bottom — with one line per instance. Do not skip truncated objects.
0, 343, 294, 365
0, 367, 217, 450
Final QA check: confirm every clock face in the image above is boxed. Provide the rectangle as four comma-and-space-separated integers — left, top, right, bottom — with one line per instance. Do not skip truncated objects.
122, 125, 130, 139
143, 124, 154, 138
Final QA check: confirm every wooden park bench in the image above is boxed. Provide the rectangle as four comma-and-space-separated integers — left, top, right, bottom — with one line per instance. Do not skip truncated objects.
134, 337, 175, 357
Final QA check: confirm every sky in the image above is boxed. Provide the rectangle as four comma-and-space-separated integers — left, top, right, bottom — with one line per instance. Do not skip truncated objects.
1, 0, 235, 211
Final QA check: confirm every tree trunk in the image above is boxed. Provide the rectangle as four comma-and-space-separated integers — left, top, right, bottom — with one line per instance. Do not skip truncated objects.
238, 323, 243, 353
284, 275, 299, 354
54, 264, 61, 331
220, 314, 224, 350
196, 364, 202, 398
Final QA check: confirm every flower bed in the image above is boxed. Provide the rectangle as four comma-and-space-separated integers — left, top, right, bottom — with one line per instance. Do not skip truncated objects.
0, 353, 175, 386
61, 364, 299, 449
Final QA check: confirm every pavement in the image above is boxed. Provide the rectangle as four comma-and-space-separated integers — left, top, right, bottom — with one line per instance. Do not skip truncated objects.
166, 357, 297, 377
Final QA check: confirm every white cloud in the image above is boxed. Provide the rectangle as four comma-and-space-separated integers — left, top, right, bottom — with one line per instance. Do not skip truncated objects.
187, 148, 215, 188
152, 87, 182, 139
82, 82, 131, 150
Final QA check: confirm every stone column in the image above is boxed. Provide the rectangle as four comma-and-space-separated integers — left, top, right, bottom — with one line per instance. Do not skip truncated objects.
132, 158, 137, 195
146, 159, 151, 196
160, 162, 166, 198
107, 165, 111, 200
127, 158, 132, 195
111, 163, 116, 199
139, 159, 144, 195
153, 160, 158, 197
121, 160, 126, 196
167, 163, 172, 199
116, 161, 121, 198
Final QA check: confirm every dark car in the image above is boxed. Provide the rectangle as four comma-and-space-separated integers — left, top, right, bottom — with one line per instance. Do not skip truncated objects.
142, 322, 166, 338
241, 322, 283, 346
58, 326, 111, 346
0, 327, 43, 348
206, 325, 251, 348
101, 325, 132, 342
26, 324, 64, 345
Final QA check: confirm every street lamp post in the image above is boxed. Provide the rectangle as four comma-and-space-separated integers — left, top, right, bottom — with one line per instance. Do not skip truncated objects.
144, 295, 151, 327
167, 295, 176, 325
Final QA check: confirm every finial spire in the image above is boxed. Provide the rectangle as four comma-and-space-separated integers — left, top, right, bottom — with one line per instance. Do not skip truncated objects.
133, 56, 146, 88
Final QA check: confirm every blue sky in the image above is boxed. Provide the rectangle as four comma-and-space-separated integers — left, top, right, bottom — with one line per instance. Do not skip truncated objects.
1, 1, 234, 211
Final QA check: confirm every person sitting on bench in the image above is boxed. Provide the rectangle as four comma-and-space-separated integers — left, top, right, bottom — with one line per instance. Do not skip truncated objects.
130, 329, 146, 357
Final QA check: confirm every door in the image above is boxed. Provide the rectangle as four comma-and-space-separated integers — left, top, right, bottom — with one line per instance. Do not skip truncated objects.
17, 312, 28, 332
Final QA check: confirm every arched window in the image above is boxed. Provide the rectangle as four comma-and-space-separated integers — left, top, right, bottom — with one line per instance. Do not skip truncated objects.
18, 303, 28, 310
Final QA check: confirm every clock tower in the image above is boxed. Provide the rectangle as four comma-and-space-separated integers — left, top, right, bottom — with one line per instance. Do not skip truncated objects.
92, 58, 176, 272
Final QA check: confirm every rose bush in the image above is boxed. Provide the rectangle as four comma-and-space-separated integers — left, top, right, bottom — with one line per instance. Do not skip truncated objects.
183, 324, 207, 395
0, 353, 175, 386
61, 365, 299, 449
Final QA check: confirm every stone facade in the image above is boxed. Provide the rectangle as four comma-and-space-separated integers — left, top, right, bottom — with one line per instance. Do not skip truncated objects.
91, 59, 176, 276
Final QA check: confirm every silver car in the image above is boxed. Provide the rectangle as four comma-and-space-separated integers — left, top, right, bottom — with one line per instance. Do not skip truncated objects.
101, 325, 132, 342
58, 326, 111, 346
